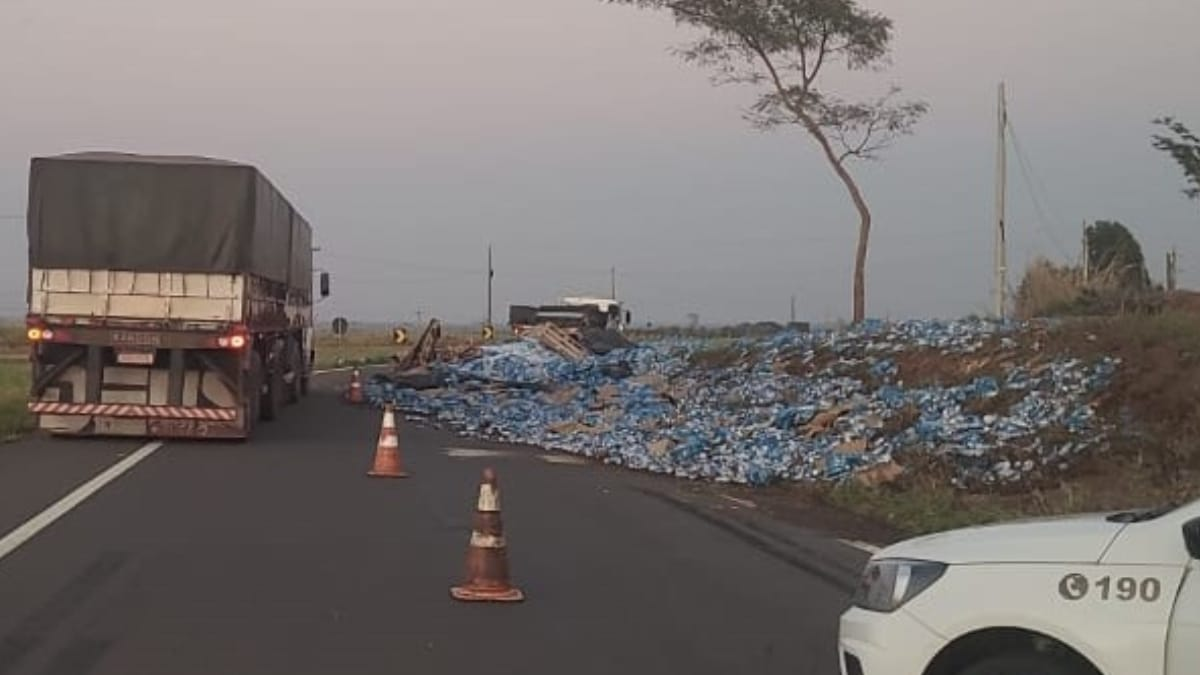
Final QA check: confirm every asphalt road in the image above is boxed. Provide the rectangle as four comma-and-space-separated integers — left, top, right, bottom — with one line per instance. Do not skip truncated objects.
0, 371, 868, 675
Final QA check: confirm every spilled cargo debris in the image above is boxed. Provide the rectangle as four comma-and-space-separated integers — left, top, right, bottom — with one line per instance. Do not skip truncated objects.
366, 320, 1119, 487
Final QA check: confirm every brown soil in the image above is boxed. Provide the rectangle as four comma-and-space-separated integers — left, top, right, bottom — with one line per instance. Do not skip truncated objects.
1165, 290, 1200, 314
963, 388, 1027, 416
890, 331, 1047, 388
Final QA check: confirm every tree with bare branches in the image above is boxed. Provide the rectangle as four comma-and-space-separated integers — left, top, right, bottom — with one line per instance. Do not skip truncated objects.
609, 0, 927, 321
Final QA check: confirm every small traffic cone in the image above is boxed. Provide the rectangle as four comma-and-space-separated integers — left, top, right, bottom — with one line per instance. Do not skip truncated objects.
367, 405, 409, 478
451, 468, 523, 602
346, 369, 364, 404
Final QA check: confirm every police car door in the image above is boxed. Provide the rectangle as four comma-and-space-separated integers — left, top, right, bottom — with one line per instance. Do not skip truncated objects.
1166, 519, 1200, 675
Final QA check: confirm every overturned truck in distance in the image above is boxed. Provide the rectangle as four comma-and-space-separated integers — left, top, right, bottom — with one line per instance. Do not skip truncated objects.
509, 297, 627, 333
25, 152, 329, 439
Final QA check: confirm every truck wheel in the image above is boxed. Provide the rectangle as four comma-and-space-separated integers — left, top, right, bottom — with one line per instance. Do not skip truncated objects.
260, 357, 284, 421
303, 349, 315, 396
959, 652, 1085, 675
244, 354, 263, 436
286, 341, 304, 404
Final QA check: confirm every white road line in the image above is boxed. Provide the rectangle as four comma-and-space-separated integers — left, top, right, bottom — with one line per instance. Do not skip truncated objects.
0, 441, 165, 564
718, 494, 757, 509
537, 454, 589, 466
839, 539, 882, 555
445, 448, 511, 459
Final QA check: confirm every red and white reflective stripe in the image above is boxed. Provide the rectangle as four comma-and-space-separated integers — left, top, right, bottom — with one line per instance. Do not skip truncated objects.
28, 402, 237, 421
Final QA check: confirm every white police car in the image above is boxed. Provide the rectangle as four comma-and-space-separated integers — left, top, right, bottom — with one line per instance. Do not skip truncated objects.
838, 499, 1200, 675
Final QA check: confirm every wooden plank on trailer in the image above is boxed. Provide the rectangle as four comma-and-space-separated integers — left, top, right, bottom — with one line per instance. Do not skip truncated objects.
90, 270, 112, 294
183, 274, 209, 297
169, 297, 235, 322
46, 269, 71, 292
112, 271, 136, 295
208, 275, 235, 299
132, 273, 160, 295
45, 292, 105, 316
29, 289, 47, 315
109, 294, 169, 318
29, 268, 47, 291
67, 269, 91, 293
167, 273, 186, 297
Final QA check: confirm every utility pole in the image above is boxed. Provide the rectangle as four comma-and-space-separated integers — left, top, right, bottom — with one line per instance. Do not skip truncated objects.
1167, 248, 1178, 291
994, 82, 1009, 321
610, 266, 617, 300
1082, 220, 1090, 285
790, 294, 797, 323
416, 308, 423, 325
486, 244, 494, 328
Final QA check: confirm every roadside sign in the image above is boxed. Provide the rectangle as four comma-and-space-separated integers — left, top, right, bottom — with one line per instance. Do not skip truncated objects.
482, 323, 495, 341
332, 317, 349, 336
393, 327, 408, 345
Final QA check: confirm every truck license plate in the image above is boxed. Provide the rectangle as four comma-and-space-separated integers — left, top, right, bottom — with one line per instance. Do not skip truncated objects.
111, 331, 162, 347
148, 419, 211, 437
116, 349, 156, 365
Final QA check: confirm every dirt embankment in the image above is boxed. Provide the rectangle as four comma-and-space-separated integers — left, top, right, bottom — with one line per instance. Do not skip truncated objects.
803, 314, 1200, 536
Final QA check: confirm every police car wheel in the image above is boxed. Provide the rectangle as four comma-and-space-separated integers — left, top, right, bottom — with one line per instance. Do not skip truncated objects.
959, 652, 1084, 675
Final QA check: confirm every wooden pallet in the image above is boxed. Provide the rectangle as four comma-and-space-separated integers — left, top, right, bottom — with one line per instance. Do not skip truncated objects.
525, 323, 589, 361
395, 318, 443, 370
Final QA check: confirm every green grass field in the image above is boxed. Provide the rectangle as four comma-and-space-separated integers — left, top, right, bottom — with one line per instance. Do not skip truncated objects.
0, 360, 31, 441
313, 331, 400, 369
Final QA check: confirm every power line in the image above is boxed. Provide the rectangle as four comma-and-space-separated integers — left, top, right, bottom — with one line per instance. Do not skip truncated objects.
1006, 117, 1072, 261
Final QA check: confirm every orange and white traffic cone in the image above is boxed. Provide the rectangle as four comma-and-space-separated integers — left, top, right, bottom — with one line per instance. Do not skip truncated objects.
451, 468, 523, 602
367, 404, 408, 478
346, 368, 364, 404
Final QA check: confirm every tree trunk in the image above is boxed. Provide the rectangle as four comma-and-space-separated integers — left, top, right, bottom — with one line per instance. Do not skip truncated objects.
840, 163, 872, 323
805, 125, 873, 323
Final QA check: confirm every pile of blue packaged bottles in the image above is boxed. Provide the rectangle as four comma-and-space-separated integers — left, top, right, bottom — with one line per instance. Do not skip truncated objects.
365, 319, 1119, 487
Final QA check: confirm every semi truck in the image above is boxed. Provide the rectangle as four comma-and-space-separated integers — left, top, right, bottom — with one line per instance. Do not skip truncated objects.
24, 152, 328, 439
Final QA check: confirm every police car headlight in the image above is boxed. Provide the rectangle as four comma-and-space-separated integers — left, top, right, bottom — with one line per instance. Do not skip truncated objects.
853, 559, 947, 613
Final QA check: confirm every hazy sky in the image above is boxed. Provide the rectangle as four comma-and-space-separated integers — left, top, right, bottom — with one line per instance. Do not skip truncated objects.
2, 0, 1198, 325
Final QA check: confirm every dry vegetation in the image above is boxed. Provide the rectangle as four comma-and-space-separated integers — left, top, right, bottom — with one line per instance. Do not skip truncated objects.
1015, 257, 1164, 319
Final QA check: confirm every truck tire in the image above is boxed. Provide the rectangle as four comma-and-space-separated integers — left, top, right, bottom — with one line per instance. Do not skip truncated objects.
303, 348, 315, 396
286, 340, 304, 404
260, 355, 284, 422
244, 354, 263, 436
959, 652, 1086, 675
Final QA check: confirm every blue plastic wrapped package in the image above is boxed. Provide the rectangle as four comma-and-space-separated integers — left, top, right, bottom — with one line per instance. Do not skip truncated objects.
366, 320, 1119, 488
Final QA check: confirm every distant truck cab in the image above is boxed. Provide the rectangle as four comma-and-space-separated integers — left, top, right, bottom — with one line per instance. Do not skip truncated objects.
839, 499, 1200, 675
24, 152, 325, 439
508, 296, 628, 334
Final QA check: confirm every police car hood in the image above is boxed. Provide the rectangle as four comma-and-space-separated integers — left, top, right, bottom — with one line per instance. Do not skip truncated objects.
878, 513, 1127, 564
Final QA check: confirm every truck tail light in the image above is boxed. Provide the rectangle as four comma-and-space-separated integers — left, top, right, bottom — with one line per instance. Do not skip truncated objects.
217, 329, 250, 350
27, 327, 57, 342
